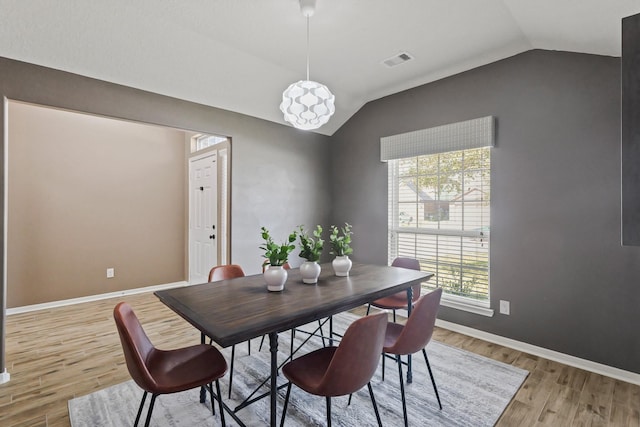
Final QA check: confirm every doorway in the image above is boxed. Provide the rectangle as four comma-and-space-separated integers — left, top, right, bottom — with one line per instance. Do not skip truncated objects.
187, 136, 231, 284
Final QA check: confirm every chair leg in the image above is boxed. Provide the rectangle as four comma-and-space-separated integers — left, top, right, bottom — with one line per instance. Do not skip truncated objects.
259, 334, 266, 351
392, 309, 397, 323
367, 382, 383, 427
382, 352, 386, 381
143, 393, 158, 427
215, 379, 226, 426
397, 355, 409, 427
247, 339, 251, 355
423, 348, 442, 410
326, 396, 332, 427
134, 391, 148, 427
279, 383, 292, 427
229, 344, 236, 399
366, 303, 371, 315
206, 383, 215, 415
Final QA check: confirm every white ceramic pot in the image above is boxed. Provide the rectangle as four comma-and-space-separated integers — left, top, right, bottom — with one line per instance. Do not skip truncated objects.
332, 255, 352, 277
300, 261, 321, 284
263, 265, 288, 292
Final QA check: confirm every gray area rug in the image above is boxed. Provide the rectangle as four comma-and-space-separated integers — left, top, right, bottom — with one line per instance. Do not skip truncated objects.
69, 312, 527, 426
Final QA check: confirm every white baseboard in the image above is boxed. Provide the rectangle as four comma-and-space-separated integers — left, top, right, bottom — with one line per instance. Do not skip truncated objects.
6, 281, 189, 315
0, 369, 9, 384
435, 318, 640, 386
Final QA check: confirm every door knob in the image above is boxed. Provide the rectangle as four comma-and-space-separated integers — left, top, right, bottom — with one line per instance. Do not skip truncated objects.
209, 234, 215, 240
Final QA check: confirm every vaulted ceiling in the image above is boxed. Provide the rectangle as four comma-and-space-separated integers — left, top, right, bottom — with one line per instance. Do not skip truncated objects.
0, 0, 638, 135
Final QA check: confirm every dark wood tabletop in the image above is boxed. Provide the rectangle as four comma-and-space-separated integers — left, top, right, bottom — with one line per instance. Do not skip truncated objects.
155, 262, 432, 348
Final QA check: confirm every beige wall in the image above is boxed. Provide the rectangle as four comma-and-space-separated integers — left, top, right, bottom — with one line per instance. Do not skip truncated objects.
7, 102, 187, 307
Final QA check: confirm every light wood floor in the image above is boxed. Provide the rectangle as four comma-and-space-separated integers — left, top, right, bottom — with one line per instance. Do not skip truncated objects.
0, 291, 638, 426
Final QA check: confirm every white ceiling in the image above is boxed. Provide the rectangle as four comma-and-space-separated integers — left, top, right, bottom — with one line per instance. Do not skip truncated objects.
0, 0, 638, 135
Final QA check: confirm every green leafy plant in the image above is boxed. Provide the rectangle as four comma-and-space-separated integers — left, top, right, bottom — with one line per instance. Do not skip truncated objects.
298, 225, 324, 262
329, 223, 353, 256
260, 226, 297, 267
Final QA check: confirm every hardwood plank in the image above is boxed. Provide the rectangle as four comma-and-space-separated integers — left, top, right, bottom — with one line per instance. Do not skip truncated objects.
609, 402, 640, 427
513, 352, 540, 372
512, 369, 553, 410
536, 383, 581, 425
496, 399, 537, 426
572, 373, 615, 426
556, 365, 589, 391
612, 378, 640, 406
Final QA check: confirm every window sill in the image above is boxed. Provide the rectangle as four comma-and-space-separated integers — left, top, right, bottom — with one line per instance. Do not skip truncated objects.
440, 296, 494, 317
396, 294, 494, 318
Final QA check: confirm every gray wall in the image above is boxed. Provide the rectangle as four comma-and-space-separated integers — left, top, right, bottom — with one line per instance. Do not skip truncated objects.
330, 49, 640, 373
0, 57, 331, 369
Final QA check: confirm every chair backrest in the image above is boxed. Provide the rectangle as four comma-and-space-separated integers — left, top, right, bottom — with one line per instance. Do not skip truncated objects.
316, 313, 388, 397
208, 264, 245, 282
261, 262, 291, 273
391, 257, 420, 270
391, 257, 422, 302
113, 302, 158, 392
387, 288, 442, 355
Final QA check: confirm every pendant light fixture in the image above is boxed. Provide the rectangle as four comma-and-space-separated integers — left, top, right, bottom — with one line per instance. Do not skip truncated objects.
280, 0, 335, 130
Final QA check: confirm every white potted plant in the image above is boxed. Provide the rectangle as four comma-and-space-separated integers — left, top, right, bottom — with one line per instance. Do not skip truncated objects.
297, 225, 324, 284
260, 227, 297, 291
329, 223, 353, 276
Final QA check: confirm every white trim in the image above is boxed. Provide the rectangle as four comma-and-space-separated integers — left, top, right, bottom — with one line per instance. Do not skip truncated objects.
0, 369, 9, 384
435, 318, 640, 386
440, 297, 494, 317
398, 294, 494, 317
6, 281, 188, 315
2, 98, 9, 379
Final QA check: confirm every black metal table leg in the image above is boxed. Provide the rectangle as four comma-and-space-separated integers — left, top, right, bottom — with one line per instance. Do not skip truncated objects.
329, 316, 334, 346
269, 332, 278, 427
406, 287, 413, 384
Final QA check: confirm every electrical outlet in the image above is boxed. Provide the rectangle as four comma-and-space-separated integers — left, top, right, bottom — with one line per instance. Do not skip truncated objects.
106, 268, 115, 279
499, 300, 510, 315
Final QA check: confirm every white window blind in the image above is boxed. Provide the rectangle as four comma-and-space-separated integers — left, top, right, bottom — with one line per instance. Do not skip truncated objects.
385, 117, 493, 306
381, 116, 494, 161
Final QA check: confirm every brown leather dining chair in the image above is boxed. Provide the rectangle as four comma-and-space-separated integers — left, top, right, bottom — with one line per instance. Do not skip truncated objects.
113, 302, 228, 427
366, 257, 421, 322
279, 312, 388, 427
209, 264, 246, 282
208, 264, 248, 398
383, 288, 443, 427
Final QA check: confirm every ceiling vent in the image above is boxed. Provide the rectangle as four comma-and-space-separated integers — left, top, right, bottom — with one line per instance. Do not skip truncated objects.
382, 52, 414, 68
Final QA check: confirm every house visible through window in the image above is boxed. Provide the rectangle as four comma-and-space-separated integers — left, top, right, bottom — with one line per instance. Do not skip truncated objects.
382, 117, 494, 312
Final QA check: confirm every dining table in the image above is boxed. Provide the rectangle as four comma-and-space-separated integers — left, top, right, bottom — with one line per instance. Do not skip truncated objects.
155, 261, 432, 427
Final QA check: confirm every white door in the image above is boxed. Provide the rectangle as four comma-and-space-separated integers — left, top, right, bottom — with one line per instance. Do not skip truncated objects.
189, 153, 217, 284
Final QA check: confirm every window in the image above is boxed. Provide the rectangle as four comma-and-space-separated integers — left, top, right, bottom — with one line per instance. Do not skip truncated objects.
190, 134, 227, 153
382, 117, 494, 314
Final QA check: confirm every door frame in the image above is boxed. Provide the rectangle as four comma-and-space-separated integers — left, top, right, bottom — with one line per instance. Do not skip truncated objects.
187, 139, 231, 283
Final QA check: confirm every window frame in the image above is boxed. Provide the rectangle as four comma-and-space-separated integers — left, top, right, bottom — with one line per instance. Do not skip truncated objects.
382, 117, 495, 317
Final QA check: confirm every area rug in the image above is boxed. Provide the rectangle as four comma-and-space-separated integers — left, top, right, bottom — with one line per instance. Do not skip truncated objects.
69, 312, 527, 426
